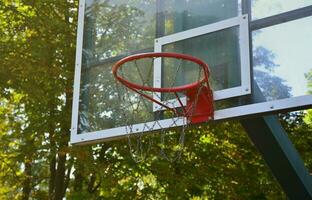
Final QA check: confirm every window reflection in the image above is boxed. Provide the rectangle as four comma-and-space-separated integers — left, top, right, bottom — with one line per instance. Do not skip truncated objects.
84, 0, 156, 62
252, 17, 312, 100
82, 0, 241, 63
163, 0, 241, 35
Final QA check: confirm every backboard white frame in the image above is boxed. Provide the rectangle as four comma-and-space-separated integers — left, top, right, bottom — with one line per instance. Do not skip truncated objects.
153, 15, 251, 111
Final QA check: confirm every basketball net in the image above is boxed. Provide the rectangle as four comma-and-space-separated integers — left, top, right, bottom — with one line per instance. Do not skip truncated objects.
113, 53, 213, 162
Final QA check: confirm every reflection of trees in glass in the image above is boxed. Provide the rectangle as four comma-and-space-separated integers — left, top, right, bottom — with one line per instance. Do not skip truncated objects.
163, 0, 239, 35
84, 0, 156, 61
80, 55, 207, 133
79, 58, 160, 133
163, 27, 241, 92
253, 45, 292, 100
162, 1, 241, 92
79, 0, 157, 133
79, 0, 296, 133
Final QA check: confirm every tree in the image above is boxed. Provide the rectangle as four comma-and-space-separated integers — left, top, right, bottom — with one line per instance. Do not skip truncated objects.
0, 0, 77, 199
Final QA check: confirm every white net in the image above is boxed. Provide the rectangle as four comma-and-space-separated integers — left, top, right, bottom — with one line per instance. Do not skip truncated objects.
114, 53, 212, 162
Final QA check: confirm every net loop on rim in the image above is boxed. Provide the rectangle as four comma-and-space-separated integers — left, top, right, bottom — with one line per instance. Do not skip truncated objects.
112, 52, 214, 162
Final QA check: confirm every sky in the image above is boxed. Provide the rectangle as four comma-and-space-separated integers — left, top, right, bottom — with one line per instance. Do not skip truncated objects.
252, 0, 312, 96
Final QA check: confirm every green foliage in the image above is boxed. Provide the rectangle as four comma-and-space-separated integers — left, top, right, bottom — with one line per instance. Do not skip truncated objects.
281, 111, 312, 173
0, 0, 311, 199
65, 122, 286, 199
0, 93, 24, 198
0, 0, 77, 199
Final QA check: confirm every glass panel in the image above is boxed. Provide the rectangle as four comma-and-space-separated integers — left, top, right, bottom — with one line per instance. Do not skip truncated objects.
163, 27, 241, 91
252, 0, 312, 20
252, 16, 312, 101
213, 16, 312, 110
163, 0, 241, 35
83, 0, 156, 62
82, 0, 241, 63
78, 62, 155, 134
79, 0, 242, 133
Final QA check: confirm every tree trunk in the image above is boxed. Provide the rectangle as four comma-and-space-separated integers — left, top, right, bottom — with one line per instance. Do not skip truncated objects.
53, 1, 76, 198
21, 160, 32, 200
48, 98, 57, 200
49, 156, 56, 199
54, 82, 72, 199
63, 163, 72, 196
54, 153, 67, 200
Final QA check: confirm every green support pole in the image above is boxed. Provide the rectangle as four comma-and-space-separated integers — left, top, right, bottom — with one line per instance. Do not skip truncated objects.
241, 116, 312, 199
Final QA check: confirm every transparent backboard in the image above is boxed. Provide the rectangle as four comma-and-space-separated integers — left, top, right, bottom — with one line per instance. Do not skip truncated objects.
71, 0, 312, 144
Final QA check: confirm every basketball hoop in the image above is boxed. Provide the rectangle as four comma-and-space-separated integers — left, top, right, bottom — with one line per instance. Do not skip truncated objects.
112, 52, 214, 124
112, 52, 214, 162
